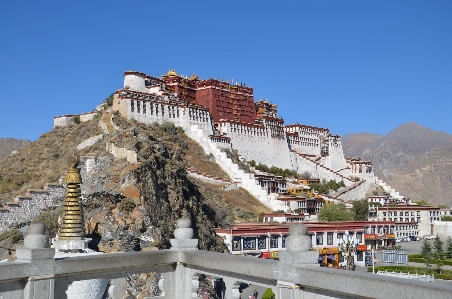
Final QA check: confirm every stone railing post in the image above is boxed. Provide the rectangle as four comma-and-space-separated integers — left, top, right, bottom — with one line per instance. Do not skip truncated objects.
277, 224, 318, 297
170, 218, 198, 298
16, 223, 56, 299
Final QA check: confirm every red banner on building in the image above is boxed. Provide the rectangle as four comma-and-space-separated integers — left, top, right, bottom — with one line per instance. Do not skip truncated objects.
364, 234, 381, 240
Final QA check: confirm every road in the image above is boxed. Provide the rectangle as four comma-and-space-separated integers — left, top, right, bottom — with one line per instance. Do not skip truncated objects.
239, 284, 268, 299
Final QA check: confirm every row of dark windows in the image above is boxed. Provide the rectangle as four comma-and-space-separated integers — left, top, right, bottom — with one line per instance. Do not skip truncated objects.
232, 235, 286, 251
315, 232, 363, 246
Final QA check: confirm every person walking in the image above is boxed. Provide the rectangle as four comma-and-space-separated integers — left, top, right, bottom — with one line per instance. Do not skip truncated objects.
253, 290, 258, 299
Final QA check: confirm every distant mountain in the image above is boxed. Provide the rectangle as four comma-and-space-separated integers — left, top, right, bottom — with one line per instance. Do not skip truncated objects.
0, 138, 31, 161
341, 132, 383, 158
385, 145, 452, 206
343, 122, 452, 171
342, 122, 452, 206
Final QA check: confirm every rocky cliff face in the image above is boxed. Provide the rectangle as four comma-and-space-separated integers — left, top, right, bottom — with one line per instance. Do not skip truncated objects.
77, 117, 229, 252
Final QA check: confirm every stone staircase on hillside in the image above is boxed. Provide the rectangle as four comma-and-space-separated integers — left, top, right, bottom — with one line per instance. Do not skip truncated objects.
292, 151, 353, 184
330, 180, 365, 199
374, 177, 403, 199
188, 124, 282, 209
189, 125, 212, 155
101, 112, 116, 133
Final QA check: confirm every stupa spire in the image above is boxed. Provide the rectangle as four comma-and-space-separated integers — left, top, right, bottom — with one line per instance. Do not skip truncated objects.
58, 154, 85, 240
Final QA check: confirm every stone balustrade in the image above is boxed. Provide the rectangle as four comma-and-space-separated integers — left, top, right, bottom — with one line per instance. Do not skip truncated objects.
0, 220, 451, 299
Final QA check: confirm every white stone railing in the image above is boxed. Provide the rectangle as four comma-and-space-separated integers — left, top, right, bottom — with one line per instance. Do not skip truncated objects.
2, 221, 450, 299
376, 270, 434, 282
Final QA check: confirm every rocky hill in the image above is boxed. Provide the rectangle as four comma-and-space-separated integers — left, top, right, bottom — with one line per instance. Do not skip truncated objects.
0, 112, 271, 253
342, 122, 452, 206
0, 138, 31, 161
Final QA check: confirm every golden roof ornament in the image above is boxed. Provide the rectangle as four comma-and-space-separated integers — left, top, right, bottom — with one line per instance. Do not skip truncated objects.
164, 69, 178, 77
58, 154, 85, 240
189, 74, 200, 81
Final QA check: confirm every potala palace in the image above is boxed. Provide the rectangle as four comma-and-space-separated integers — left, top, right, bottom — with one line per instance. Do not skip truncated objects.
54, 69, 404, 210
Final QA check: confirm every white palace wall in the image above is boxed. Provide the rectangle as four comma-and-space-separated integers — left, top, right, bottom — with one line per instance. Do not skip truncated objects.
288, 137, 319, 156
218, 122, 293, 170
328, 136, 347, 170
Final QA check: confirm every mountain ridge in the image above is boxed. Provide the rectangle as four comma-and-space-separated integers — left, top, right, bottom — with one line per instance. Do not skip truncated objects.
342, 122, 452, 206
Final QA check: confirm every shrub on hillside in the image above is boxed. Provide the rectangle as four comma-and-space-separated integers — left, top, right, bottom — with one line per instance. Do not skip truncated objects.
119, 198, 136, 213
235, 208, 254, 220
73, 115, 81, 124
0, 229, 23, 243
32, 208, 62, 239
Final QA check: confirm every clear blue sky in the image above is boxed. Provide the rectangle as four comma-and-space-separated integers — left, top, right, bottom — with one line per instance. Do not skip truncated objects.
1, 1, 451, 141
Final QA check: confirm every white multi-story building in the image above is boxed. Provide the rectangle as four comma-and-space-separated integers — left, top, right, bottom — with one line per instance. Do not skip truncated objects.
375, 206, 441, 237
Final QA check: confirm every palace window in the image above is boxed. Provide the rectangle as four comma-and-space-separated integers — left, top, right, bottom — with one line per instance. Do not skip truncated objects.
327, 233, 333, 245
357, 251, 363, 261
131, 100, 135, 112
337, 233, 343, 240
258, 236, 266, 249
143, 102, 146, 114
232, 237, 241, 251
316, 233, 323, 245
270, 236, 278, 248
357, 232, 363, 243
243, 237, 256, 250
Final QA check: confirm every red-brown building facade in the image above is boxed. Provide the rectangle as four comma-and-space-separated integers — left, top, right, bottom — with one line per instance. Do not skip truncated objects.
162, 69, 256, 123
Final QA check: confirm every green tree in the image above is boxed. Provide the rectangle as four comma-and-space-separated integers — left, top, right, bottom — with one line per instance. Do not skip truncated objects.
433, 235, 444, 273
258, 212, 265, 223
352, 199, 369, 221
105, 93, 114, 106
369, 202, 382, 207
73, 115, 81, 124
441, 215, 452, 221
446, 236, 452, 259
317, 203, 353, 222
262, 288, 276, 299
415, 200, 431, 206
433, 235, 444, 257
300, 171, 312, 179
421, 239, 433, 268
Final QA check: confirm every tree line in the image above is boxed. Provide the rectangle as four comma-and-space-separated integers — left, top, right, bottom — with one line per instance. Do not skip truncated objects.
317, 199, 369, 222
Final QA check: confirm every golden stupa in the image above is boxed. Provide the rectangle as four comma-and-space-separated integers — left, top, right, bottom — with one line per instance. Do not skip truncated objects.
57, 155, 85, 240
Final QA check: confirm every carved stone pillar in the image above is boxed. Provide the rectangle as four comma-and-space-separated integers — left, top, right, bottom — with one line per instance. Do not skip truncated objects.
277, 224, 318, 298
16, 223, 56, 299
170, 218, 199, 298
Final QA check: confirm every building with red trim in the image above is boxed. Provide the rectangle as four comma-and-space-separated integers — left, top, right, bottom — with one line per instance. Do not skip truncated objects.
215, 221, 396, 267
